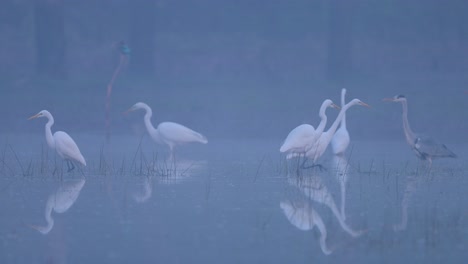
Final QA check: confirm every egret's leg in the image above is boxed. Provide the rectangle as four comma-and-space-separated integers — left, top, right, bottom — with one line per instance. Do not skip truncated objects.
302, 163, 327, 172
300, 156, 308, 169
168, 145, 176, 164
67, 160, 75, 172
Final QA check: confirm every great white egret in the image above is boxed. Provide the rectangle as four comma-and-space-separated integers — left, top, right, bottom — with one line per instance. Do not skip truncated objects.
29, 178, 86, 234
383, 95, 456, 165
280, 99, 339, 158
305, 99, 370, 164
126, 102, 208, 160
28, 110, 86, 172
331, 88, 350, 155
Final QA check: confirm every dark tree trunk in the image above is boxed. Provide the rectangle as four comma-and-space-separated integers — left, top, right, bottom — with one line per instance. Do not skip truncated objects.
34, 0, 66, 79
129, 0, 156, 76
327, 0, 353, 84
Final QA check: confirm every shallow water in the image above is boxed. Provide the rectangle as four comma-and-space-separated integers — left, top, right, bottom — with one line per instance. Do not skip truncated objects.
0, 134, 467, 263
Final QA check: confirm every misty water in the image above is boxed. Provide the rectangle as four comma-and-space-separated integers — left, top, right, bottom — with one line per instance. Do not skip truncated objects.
0, 133, 466, 263
2, 1, 468, 263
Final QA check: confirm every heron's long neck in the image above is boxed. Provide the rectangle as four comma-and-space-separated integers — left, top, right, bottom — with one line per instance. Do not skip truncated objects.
401, 100, 416, 145
45, 116, 55, 149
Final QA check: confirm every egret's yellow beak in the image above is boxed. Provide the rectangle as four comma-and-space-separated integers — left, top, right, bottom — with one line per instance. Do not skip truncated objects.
382, 98, 395, 102
360, 102, 371, 108
27, 114, 40, 120
331, 103, 341, 110
123, 107, 135, 115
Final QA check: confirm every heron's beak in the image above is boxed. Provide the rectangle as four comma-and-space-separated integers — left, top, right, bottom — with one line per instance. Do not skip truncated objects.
27, 114, 40, 120
123, 107, 135, 115
359, 102, 371, 108
382, 98, 395, 102
331, 103, 341, 110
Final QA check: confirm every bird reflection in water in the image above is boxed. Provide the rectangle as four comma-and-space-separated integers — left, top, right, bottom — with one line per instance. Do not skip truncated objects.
280, 199, 332, 255
29, 177, 86, 234
331, 155, 350, 221
394, 173, 422, 231
288, 173, 363, 238
132, 159, 206, 203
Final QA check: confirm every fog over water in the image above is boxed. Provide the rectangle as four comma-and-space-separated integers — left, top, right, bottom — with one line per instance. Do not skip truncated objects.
1, 1, 467, 263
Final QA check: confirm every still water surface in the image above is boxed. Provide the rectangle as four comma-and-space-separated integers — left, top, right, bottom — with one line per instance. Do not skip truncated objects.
0, 134, 466, 263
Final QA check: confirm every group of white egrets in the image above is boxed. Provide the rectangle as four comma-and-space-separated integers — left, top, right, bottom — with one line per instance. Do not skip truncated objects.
279, 89, 369, 168
28, 89, 456, 172
28, 102, 208, 172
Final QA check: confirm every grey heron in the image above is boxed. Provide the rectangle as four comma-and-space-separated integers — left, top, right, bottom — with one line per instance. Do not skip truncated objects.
383, 95, 456, 165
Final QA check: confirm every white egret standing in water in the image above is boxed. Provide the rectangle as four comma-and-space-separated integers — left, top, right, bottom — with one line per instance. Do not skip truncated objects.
28, 110, 86, 172
126, 102, 208, 160
383, 95, 456, 165
280, 99, 339, 158
331, 88, 350, 155
305, 99, 370, 167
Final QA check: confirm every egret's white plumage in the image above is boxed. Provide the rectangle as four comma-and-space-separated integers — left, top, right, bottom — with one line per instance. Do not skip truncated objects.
331, 88, 350, 155
306, 99, 370, 162
280, 99, 339, 158
127, 102, 208, 159
28, 110, 86, 170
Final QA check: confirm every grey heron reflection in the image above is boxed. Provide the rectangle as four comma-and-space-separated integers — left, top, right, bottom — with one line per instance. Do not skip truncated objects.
287, 173, 363, 238
280, 199, 332, 255
29, 177, 86, 234
394, 173, 422, 231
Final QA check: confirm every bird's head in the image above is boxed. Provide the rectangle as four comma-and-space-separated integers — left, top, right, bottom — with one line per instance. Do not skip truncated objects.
324, 99, 341, 110
349, 99, 371, 108
383, 94, 406, 103
125, 102, 148, 114
28, 110, 50, 120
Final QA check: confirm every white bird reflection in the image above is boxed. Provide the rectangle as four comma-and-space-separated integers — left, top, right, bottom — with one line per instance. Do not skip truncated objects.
280, 199, 332, 255
288, 174, 363, 238
132, 159, 206, 203
30, 177, 86, 235
132, 176, 153, 203
331, 155, 350, 221
394, 173, 421, 231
